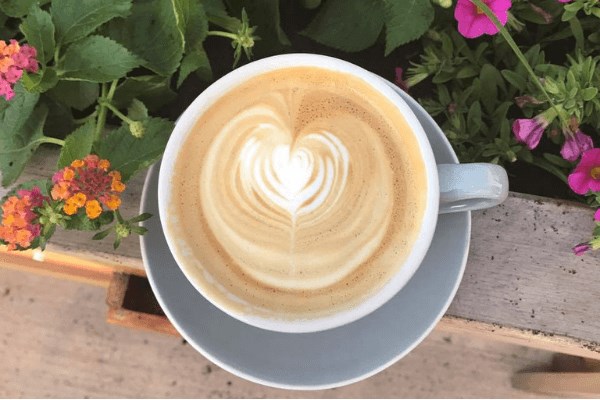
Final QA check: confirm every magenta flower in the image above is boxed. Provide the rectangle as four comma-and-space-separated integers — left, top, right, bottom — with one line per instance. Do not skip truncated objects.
557, 0, 572, 3
512, 117, 548, 149
568, 148, 600, 195
573, 243, 591, 256
454, 0, 512, 39
561, 130, 594, 162
595, 209, 600, 221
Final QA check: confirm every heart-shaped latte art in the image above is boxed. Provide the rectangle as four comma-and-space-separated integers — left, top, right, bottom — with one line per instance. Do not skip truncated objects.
200, 94, 395, 291
239, 131, 349, 220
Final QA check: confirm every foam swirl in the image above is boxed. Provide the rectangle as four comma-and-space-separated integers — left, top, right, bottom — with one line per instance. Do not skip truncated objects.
201, 92, 394, 290
169, 67, 427, 319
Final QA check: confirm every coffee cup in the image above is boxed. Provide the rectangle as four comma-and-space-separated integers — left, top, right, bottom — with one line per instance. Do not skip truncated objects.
158, 54, 508, 333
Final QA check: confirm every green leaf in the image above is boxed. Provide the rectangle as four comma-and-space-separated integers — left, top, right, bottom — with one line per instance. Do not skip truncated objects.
51, 0, 132, 45
455, 65, 479, 79
568, 17, 585, 51
128, 212, 152, 223
64, 211, 114, 231
130, 226, 148, 235
178, 43, 212, 87
0, 84, 39, 140
127, 99, 148, 121
543, 152, 573, 168
59, 35, 140, 83
202, 0, 227, 17
0, 101, 48, 186
581, 87, 598, 101
225, 0, 290, 54
0, 0, 37, 17
383, 0, 434, 55
92, 229, 112, 240
20, 6, 55, 65
467, 101, 482, 133
57, 120, 95, 168
93, 117, 174, 181
501, 69, 527, 91
173, 0, 208, 49
21, 68, 59, 93
104, 0, 183, 76
112, 75, 176, 112
301, 0, 384, 52
47, 80, 99, 111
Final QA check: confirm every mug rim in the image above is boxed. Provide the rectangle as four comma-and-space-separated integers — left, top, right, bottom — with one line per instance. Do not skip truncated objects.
158, 53, 439, 333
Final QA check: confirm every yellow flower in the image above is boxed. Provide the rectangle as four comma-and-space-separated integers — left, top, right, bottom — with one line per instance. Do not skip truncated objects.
85, 200, 102, 219
71, 159, 85, 168
98, 159, 110, 171
63, 168, 75, 181
71, 193, 87, 207
63, 201, 78, 215
51, 182, 70, 201
104, 194, 121, 210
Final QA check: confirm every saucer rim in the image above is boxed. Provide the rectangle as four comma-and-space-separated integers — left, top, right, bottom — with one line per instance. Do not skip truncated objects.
139, 85, 471, 390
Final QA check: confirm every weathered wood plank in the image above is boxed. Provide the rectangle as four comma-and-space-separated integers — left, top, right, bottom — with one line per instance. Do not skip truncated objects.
3, 148, 600, 358
0, 268, 551, 398
450, 193, 600, 353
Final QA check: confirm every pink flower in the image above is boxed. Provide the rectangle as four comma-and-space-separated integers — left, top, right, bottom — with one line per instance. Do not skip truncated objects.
568, 148, 600, 194
595, 208, 600, 221
573, 243, 590, 256
0, 40, 38, 101
394, 67, 409, 92
557, 0, 572, 3
454, 0, 512, 39
512, 117, 548, 149
561, 130, 594, 162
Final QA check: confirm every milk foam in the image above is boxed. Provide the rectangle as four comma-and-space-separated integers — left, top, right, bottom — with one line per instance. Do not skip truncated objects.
169, 67, 427, 319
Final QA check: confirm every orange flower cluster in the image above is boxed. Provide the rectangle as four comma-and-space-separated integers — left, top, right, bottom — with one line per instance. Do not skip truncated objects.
0, 187, 44, 250
51, 155, 126, 219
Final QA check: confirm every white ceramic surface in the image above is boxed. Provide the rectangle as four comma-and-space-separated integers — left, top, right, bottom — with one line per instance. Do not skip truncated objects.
140, 85, 471, 389
157, 54, 441, 333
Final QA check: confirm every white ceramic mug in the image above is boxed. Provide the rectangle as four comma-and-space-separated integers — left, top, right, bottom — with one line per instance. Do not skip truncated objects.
158, 54, 508, 333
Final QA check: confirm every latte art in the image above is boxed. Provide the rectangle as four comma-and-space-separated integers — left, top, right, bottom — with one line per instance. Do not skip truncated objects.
169, 67, 427, 319
202, 96, 393, 290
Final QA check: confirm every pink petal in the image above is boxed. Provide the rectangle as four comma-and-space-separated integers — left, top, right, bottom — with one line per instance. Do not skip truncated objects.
588, 178, 600, 192
594, 208, 600, 221
0, 80, 14, 101
489, 0, 512, 24
557, 0, 572, 3
3, 66, 22, 84
512, 118, 544, 149
578, 148, 600, 168
573, 243, 590, 256
560, 130, 593, 162
568, 171, 593, 194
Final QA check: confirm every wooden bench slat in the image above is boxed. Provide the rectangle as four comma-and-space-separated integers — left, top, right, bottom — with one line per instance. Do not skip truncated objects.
3, 148, 600, 358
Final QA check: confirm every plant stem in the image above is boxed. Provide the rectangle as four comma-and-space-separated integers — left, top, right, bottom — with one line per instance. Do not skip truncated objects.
102, 101, 135, 125
53, 44, 61, 64
0, 137, 65, 154
94, 80, 119, 142
470, 0, 569, 128
207, 30, 239, 40
73, 110, 98, 125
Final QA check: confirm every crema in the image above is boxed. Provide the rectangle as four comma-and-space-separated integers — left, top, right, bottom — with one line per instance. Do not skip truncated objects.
167, 67, 427, 320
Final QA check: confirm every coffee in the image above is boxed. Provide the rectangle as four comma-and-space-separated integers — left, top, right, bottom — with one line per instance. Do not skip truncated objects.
166, 67, 427, 320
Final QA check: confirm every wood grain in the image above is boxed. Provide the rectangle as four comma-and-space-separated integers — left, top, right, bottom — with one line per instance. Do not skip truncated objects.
3, 148, 600, 359
0, 268, 552, 398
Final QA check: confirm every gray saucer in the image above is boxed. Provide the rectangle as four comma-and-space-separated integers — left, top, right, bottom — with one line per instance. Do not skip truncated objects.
139, 86, 471, 390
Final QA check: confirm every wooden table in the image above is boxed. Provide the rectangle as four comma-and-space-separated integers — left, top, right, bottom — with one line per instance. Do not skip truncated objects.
2, 148, 600, 396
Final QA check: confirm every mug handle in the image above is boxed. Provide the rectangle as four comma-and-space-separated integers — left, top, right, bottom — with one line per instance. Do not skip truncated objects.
437, 163, 509, 214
